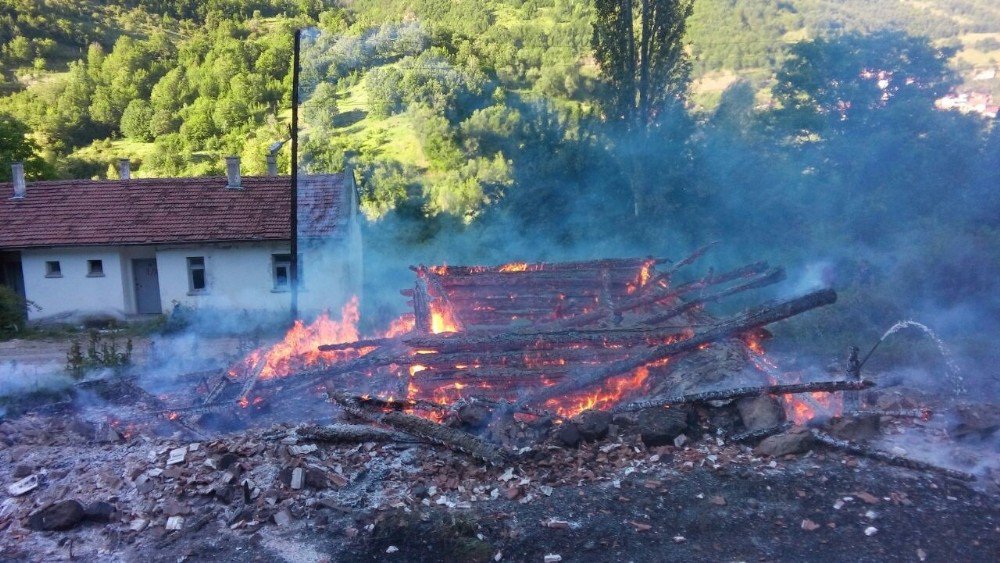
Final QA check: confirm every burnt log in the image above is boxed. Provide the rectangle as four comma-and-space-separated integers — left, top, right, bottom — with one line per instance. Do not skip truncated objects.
418, 257, 666, 277
403, 325, 691, 354
290, 423, 418, 444
730, 422, 793, 442
528, 261, 773, 331
810, 429, 975, 481
328, 393, 509, 464
515, 289, 839, 410
639, 267, 786, 326
413, 278, 433, 333
611, 379, 873, 413
318, 337, 400, 352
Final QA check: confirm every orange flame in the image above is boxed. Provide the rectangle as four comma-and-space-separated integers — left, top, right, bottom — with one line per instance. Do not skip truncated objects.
384, 314, 415, 337
545, 363, 655, 419
626, 260, 656, 294
499, 262, 529, 273
745, 334, 843, 424
230, 297, 361, 381
430, 301, 462, 334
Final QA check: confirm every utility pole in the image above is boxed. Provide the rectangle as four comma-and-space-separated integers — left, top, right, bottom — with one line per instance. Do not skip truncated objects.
289, 28, 301, 320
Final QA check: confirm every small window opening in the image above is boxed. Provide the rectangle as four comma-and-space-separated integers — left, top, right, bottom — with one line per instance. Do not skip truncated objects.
45, 261, 62, 277
87, 259, 104, 277
273, 254, 290, 290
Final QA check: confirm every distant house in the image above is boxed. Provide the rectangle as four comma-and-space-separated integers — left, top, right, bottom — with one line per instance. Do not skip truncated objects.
0, 158, 362, 323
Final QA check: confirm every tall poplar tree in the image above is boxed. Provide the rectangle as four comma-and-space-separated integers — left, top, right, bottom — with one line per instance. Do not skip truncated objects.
592, 0, 694, 216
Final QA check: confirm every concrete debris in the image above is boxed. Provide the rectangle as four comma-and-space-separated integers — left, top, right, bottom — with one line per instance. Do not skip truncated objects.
165, 516, 184, 531
273, 509, 292, 527
6, 474, 39, 496
754, 426, 813, 457
166, 446, 187, 465
291, 467, 305, 490
288, 444, 318, 456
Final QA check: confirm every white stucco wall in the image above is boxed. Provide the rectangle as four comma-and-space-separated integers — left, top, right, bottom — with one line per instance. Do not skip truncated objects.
18, 236, 362, 323
21, 247, 129, 321
157, 239, 361, 318
155, 242, 293, 314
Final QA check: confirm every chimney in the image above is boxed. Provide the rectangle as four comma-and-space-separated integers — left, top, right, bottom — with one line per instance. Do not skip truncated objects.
266, 153, 278, 176
118, 158, 131, 180
11, 162, 25, 199
225, 156, 242, 189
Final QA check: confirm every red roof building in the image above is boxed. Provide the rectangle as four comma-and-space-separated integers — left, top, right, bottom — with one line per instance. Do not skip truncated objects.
0, 161, 361, 323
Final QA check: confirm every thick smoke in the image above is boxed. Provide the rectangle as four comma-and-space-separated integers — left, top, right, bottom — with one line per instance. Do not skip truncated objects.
293, 26, 998, 403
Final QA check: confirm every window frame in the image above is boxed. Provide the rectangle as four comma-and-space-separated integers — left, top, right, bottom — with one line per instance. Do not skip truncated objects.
272, 253, 291, 292
186, 256, 207, 294
45, 261, 62, 278
87, 259, 105, 277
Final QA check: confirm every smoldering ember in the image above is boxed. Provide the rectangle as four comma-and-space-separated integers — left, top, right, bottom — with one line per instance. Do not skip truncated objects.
0, 247, 997, 561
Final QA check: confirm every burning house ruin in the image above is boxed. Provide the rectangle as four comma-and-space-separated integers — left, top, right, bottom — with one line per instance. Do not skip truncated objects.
144, 246, 969, 476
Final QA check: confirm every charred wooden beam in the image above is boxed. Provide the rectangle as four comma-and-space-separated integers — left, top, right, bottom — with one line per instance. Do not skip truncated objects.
731, 422, 793, 442
328, 393, 509, 464
844, 409, 933, 420
237, 357, 269, 402
639, 267, 786, 326
658, 241, 719, 278
528, 261, 771, 331
355, 395, 447, 412
610, 379, 874, 413
403, 324, 690, 354
413, 278, 433, 333
417, 257, 666, 277
810, 429, 975, 481
406, 346, 634, 369
153, 401, 234, 417
318, 337, 400, 352
513, 289, 839, 410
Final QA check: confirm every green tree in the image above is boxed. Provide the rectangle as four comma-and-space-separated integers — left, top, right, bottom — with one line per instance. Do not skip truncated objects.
0, 113, 53, 181
120, 99, 155, 141
770, 31, 957, 139
592, 0, 693, 132
591, 0, 695, 215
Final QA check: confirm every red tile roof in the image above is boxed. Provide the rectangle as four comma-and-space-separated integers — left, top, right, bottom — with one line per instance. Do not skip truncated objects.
0, 174, 353, 249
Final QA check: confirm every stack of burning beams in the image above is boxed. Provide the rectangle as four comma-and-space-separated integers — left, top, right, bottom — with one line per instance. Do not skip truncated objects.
150, 245, 974, 479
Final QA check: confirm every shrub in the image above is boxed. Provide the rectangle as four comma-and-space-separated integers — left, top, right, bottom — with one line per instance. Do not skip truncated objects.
0, 286, 33, 339
65, 330, 133, 378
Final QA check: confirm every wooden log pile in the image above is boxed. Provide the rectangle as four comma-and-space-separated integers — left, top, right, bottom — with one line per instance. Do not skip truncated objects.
200, 247, 869, 462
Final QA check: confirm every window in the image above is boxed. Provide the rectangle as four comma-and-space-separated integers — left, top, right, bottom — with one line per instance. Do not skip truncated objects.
45, 261, 61, 278
87, 259, 104, 277
187, 257, 206, 293
272, 254, 290, 291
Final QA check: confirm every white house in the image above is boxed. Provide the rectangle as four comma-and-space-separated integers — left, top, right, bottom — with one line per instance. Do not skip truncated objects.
0, 158, 362, 323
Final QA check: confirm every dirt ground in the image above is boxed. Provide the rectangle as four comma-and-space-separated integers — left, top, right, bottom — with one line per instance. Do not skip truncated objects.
1, 410, 996, 563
